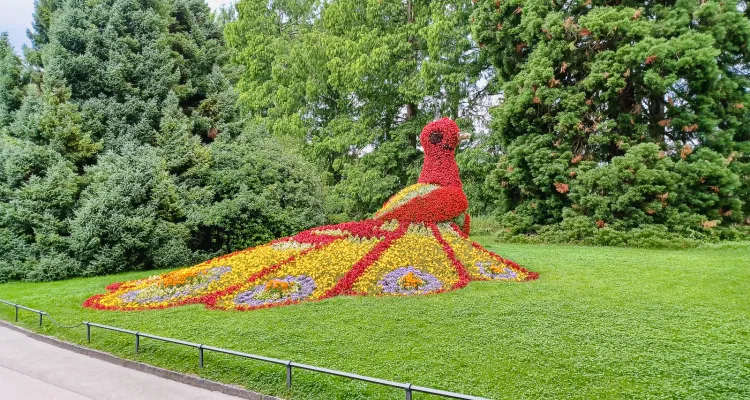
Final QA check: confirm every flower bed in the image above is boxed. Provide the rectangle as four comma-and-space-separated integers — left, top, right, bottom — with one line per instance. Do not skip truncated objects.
84, 118, 538, 312
84, 220, 537, 311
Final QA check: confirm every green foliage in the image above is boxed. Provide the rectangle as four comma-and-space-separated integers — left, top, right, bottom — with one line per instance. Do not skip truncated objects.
39, 0, 230, 148
495, 143, 744, 246
472, 0, 750, 236
226, 0, 492, 217
0, 0, 326, 281
11, 84, 100, 168
455, 146, 500, 215
0, 33, 26, 127
27, 0, 64, 50
69, 144, 194, 277
187, 125, 326, 254
4, 0, 750, 281
0, 134, 80, 281
571, 143, 694, 231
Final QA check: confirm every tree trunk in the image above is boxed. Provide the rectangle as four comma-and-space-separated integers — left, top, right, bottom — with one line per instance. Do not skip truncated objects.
406, 0, 418, 149
407, 103, 417, 148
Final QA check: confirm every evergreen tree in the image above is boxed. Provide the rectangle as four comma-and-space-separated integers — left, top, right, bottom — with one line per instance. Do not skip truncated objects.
69, 143, 193, 276
157, 91, 212, 187
27, 0, 65, 50
472, 0, 750, 233
11, 83, 100, 168
0, 73, 98, 281
0, 33, 25, 127
39, 0, 231, 147
0, 134, 80, 281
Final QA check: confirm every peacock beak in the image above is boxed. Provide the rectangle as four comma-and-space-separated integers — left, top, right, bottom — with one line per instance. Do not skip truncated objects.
459, 132, 471, 141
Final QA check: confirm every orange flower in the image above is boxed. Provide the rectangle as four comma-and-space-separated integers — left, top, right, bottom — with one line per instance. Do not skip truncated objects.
399, 272, 426, 290
265, 280, 292, 292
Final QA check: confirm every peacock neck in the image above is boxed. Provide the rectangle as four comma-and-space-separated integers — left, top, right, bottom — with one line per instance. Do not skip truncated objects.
418, 152, 462, 188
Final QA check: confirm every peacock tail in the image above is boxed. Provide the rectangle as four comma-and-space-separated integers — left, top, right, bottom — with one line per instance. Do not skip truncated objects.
83, 219, 538, 311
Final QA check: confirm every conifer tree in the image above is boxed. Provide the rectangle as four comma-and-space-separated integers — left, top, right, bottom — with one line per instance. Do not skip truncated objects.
472, 0, 750, 233
39, 0, 230, 147
0, 0, 328, 281
0, 33, 25, 127
11, 83, 100, 168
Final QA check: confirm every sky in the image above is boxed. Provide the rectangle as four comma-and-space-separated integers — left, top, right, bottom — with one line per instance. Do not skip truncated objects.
0, 0, 234, 54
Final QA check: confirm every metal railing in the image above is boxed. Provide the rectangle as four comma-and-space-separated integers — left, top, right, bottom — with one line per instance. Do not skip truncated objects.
1, 299, 489, 400
0, 299, 46, 327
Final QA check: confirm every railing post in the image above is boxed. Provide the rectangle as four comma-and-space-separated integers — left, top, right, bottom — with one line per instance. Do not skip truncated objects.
285, 361, 292, 389
38, 311, 43, 327
135, 332, 140, 354
199, 345, 204, 368
14, 304, 18, 322
85, 322, 91, 342
405, 383, 412, 400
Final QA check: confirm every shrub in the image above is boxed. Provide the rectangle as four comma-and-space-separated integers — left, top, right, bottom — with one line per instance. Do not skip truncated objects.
186, 125, 327, 254
69, 143, 194, 276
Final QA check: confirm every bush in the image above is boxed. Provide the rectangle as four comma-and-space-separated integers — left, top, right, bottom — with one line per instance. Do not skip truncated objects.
69, 143, 194, 276
469, 215, 504, 236
186, 125, 327, 255
490, 144, 748, 248
472, 0, 750, 233
495, 224, 703, 249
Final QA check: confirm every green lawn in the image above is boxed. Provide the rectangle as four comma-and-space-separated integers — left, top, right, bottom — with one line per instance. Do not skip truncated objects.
1, 238, 749, 399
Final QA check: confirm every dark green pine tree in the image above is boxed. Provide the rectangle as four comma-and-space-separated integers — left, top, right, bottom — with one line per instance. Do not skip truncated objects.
27, 0, 65, 49
40, 0, 232, 148
0, 75, 99, 281
0, 33, 26, 128
1, 0, 225, 281
0, 0, 328, 281
472, 0, 750, 234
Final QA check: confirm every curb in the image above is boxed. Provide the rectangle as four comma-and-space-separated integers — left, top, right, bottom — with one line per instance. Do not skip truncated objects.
0, 319, 283, 400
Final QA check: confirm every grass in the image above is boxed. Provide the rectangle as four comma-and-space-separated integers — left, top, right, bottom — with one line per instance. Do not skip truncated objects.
1, 237, 749, 399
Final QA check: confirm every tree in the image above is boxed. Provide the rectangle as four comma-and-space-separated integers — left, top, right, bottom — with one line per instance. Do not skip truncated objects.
11, 83, 100, 168
27, 0, 65, 50
69, 143, 194, 276
456, 146, 499, 215
226, 0, 493, 219
0, 0, 331, 281
39, 0, 231, 148
157, 91, 211, 187
0, 134, 80, 281
0, 33, 25, 127
472, 0, 750, 232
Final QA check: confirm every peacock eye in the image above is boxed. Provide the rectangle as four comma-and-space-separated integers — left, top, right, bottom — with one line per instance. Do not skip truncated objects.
429, 131, 443, 144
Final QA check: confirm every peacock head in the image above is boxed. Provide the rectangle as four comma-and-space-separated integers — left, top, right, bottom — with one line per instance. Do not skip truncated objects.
420, 117, 471, 157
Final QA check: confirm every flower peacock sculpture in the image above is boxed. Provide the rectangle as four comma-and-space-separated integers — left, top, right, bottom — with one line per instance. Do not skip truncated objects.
84, 118, 538, 311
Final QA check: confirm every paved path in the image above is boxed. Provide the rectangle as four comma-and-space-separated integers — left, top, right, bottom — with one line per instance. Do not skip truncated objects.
0, 326, 244, 400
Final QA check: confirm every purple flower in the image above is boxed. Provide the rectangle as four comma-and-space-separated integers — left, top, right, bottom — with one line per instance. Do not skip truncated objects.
378, 266, 443, 295
476, 262, 518, 280
234, 275, 316, 307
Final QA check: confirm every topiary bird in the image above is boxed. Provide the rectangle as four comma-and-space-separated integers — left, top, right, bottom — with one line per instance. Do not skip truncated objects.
84, 118, 538, 312
373, 118, 472, 234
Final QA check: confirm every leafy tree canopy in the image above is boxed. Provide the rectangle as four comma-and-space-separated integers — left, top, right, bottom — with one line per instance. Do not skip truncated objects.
226, 0, 495, 218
